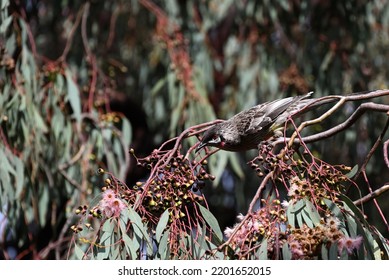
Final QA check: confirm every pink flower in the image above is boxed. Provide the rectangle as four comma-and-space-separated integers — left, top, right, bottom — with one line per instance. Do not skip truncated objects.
288, 178, 300, 197
101, 189, 115, 205
237, 213, 245, 221
338, 236, 363, 254
100, 189, 126, 218
224, 227, 234, 238
326, 216, 341, 229
109, 198, 126, 217
253, 221, 260, 231
281, 200, 289, 208
289, 240, 304, 259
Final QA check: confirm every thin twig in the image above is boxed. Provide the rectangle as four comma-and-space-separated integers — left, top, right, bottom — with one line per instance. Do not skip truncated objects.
384, 139, 389, 169
106, 4, 121, 50
248, 172, 273, 213
133, 120, 223, 210
354, 117, 389, 180
276, 102, 389, 145
59, 6, 84, 62
58, 144, 86, 171
354, 184, 389, 206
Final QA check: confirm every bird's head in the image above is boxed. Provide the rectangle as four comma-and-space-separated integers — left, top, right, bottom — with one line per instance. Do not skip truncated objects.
195, 124, 225, 153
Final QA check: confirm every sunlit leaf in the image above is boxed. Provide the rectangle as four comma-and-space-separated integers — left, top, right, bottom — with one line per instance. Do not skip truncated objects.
38, 187, 49, 227
74, 243, 85, 260
121, 117, 132, 148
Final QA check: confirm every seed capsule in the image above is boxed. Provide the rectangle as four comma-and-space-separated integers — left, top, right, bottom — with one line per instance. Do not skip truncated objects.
97, 168, 105, 174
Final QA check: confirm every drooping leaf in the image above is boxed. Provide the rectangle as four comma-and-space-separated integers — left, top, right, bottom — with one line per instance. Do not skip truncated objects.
122, 233, 138, 259
155, 209, 170, 242
328, 242, 338, 260
257, 238, 268, 260
128, 207, 152, 251
197, 203, 223, 242
65, 69, 81, 124
282, 242, 292, 260
323, 198, 342, 218
301, 209, 314, 228
321, 244, 328, 260
74, 243, 85, 260
158, 228, 170, 259
303, 199, 321, 226
286, 204, 295, 228
345, 164, 358, 179
121, 117, 132, 148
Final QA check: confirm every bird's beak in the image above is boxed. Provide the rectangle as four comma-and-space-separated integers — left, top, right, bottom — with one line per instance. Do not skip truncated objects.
195, 141, 207, 153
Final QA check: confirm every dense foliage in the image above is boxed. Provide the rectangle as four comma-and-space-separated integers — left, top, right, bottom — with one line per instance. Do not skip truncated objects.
1, 0, 389, 259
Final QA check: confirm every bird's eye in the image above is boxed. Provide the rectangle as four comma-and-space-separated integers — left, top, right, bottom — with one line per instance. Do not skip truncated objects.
210, 135, 222, 144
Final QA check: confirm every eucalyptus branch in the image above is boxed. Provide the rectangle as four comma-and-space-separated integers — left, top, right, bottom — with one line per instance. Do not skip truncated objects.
273, 89, 389, 147
354, 184, 389, 206
133, 120, 222, 210
276, 102, 389, 145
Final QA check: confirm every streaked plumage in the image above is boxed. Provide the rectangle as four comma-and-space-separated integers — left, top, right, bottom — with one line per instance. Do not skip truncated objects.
196, 93, 313, 152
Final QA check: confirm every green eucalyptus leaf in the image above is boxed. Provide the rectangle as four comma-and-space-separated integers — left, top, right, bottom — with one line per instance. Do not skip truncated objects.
121, 117, 132, 148
74, 243, 85, 260
303, 199, 321, 226
321, 244, 328, 260
197, 202, 223, 242
100, 219, 115, 245
282, 242, 292, 260
158, 228, 170, 259
193, 223, 207, 259
151, 77, 167, 96
345, 165, 358, 179
156, 209, 170, 242
302, 209, 314, 228
323, 198, 342, 217
329, 242, 338, 260
65, 70, 81, 124
128, 207, 152, 251
257, 238, 268, 260
286, 204, 295, 228
122, 233, 138, 259
38, 186, 49, 227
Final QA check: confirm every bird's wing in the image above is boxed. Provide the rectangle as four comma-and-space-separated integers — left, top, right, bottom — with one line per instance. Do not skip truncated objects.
243, 97, 294, 134
242, 93, 312, 134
